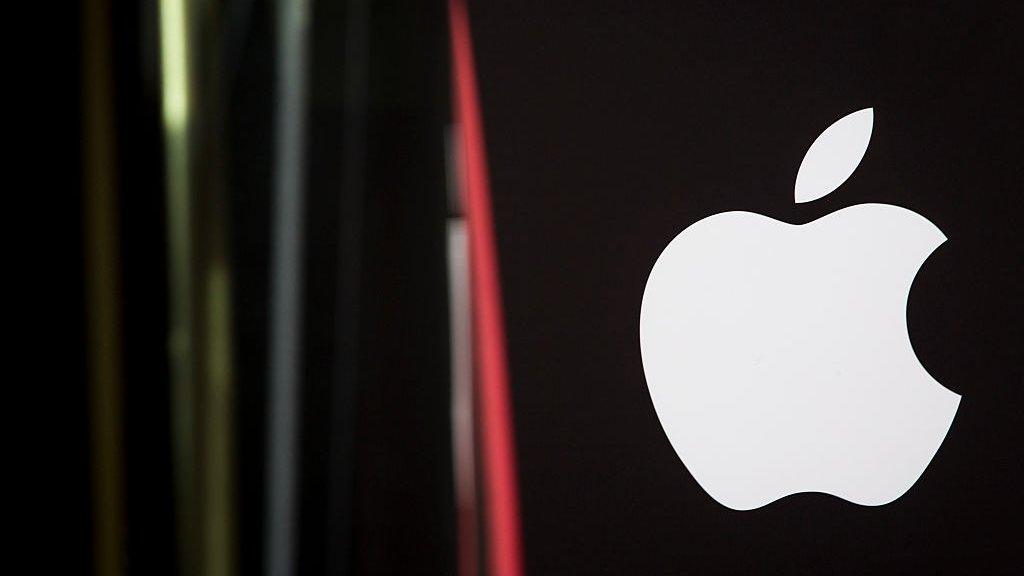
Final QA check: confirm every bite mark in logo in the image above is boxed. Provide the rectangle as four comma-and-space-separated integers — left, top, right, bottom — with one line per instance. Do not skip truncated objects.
639, 108, 960, 510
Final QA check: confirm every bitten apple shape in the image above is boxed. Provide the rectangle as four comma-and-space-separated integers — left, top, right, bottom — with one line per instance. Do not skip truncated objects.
639, 109, 960, 510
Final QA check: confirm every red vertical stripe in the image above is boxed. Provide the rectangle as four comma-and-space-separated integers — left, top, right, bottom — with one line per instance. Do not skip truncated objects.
448, 1, 525, 575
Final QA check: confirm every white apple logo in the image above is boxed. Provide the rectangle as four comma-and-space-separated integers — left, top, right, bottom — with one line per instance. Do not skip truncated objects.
639, 108, 960, 510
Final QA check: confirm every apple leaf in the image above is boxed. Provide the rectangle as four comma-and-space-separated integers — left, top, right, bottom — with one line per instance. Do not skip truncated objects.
794, 108, 873, 203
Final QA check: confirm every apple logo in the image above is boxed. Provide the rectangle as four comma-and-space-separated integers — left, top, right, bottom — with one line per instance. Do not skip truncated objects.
639, 108, 960, 511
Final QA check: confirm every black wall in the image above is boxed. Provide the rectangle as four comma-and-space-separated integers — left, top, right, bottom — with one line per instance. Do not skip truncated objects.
469, 1, 1023, 573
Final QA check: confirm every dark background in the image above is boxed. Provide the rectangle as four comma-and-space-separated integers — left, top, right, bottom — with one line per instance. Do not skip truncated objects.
469, 1, 1023, 574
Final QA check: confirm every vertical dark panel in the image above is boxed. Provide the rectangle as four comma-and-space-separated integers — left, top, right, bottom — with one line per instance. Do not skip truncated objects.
349, 2, 453, 573
299, 1, 455, 573
110, 2, 176, 573
298, 0, 350, 572
224, 1, 275, 574
67, 1, 91, 572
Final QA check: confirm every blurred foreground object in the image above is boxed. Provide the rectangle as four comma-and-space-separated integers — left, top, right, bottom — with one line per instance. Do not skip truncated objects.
159, 0, 237, 574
